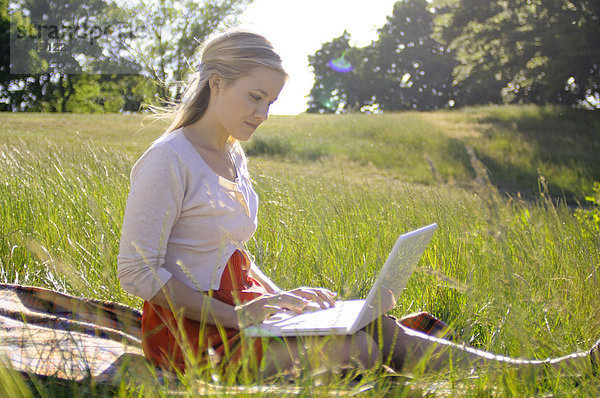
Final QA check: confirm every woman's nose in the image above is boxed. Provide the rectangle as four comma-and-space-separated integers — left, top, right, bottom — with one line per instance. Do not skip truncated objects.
255, 104, 269, 121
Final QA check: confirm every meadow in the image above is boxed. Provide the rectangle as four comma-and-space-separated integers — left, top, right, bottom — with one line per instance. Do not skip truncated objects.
1, 105, 600, 396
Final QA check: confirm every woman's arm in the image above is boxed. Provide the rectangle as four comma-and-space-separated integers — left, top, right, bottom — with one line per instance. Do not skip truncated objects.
150, 276, 316, 329
249, 263, 281, 294
150, 277, 239, 328
117, 145, 183, 301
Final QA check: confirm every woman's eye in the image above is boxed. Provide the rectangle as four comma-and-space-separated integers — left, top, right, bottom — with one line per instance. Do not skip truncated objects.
251, 94, 261, 101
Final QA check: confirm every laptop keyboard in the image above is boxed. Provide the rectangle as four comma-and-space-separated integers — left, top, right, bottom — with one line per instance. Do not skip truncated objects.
265, 300, 365, 330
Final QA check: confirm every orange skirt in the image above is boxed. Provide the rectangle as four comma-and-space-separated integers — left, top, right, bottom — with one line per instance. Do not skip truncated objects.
141, 250, 268, 372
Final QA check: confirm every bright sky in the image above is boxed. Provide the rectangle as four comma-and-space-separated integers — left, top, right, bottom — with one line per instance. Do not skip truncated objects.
237, 0, 398, 115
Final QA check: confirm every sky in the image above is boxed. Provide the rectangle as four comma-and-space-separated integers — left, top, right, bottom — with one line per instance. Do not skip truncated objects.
237, 0, 399, 115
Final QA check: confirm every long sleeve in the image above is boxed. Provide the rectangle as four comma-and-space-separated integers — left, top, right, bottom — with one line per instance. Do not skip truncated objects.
117, 144, 184, 301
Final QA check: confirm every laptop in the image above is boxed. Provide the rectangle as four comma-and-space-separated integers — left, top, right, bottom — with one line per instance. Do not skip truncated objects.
243, 223, 438, 337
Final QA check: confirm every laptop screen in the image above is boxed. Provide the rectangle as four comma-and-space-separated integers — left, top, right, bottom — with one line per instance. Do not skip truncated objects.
350, 223, 438, 333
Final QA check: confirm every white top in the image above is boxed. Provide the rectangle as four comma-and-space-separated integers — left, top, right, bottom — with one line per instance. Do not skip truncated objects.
117, 128, 259, 301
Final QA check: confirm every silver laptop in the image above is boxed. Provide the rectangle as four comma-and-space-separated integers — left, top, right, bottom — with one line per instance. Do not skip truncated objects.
243, 223, 438, 337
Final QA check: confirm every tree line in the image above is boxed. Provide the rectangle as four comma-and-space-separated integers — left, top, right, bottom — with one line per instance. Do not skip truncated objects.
307, 0, 600, 113
2, 0, 598, 113
1, 0, 249, 112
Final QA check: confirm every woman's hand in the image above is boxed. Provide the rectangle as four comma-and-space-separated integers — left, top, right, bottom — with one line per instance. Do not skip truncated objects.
235, 291, 311, 329
235, 287, 338, 329
287, 287, 337, 309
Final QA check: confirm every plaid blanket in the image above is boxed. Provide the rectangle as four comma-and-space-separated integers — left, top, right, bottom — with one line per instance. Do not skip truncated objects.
0, 283, 454, 393
0, 283, 146, 382
398, 312, 455, 340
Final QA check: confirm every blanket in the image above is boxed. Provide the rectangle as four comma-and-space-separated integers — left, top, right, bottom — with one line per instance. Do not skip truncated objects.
0, 283, 453, 394
0, 284, 384, 395
0, 283, 148, 383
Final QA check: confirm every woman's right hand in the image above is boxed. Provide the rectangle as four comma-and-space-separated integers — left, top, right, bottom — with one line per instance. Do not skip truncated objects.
235, 291, 311, 329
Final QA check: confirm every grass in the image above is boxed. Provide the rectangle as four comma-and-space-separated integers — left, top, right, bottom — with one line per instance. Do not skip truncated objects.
0, 105, 600, 395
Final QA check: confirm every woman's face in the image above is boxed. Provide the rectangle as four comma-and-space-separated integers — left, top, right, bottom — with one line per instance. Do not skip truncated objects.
211, 67, 286, 142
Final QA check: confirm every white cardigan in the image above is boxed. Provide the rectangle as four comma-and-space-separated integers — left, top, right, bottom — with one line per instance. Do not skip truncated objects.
117, 129, 259, 301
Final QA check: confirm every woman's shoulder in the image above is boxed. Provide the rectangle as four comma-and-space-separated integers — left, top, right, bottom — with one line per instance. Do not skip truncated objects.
131, 129, 196, 176
149, 128, 188, 153
141, 129, 198, 161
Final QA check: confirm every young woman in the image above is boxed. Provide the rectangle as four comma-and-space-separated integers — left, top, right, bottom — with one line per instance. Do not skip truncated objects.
117, 29, 599, 377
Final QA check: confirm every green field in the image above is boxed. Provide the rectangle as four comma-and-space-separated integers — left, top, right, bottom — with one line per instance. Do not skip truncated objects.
1, 106, 600, 395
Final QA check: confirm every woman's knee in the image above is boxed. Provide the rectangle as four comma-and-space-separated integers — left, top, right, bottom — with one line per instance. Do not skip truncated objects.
261, 333, 381, 374
349, 331, 381, 368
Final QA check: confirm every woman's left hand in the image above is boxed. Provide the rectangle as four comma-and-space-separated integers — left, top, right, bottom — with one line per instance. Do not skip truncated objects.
287, 287, 337, 309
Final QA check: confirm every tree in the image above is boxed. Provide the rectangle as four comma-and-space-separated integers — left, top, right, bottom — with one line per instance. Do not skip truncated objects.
4, 0, 144, 111
307, 32, 357, 113
308, 0, 599, 112
435, 0, 600, 107
0, 0, 11, 111
119, 0, 251, 102
372, 0, 457, 110
307, 0, 458, 113
64, 74, 155, 112
2, 0, 251, 112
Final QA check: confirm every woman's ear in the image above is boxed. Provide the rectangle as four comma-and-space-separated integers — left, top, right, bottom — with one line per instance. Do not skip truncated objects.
208, 74, 223, 95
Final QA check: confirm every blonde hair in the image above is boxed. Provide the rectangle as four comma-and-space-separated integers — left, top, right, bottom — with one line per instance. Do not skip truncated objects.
153, 29, 287, 138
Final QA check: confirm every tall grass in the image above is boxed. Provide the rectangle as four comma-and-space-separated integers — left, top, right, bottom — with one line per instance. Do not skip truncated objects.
0, 138, 135, 304
1, 107, 600, 395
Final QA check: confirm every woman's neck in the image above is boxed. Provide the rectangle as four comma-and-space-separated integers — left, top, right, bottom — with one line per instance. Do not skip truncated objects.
183, 115, 229, 153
